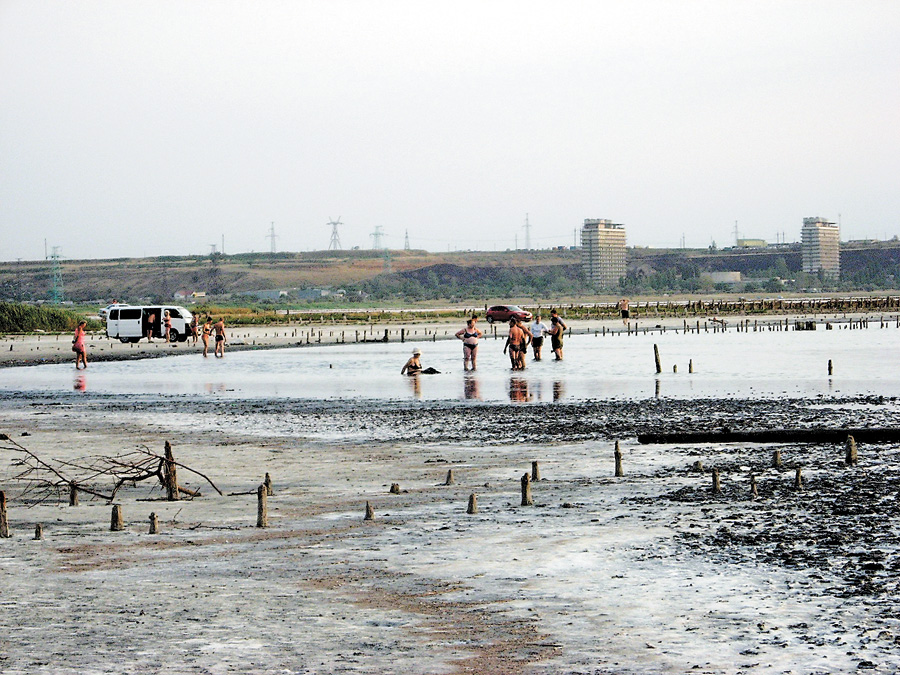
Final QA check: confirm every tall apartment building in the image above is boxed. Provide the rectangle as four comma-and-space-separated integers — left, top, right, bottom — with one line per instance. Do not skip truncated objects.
581, 219, 627, 288
801, 217, 840, 277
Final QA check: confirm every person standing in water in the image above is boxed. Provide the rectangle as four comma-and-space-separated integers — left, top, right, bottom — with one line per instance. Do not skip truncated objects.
549, 315, 565, 361
72, 320, 88, 370
201, 317, 213, 357
504, 318, 529, 370
214, 317, 227, 358
529, 314, 549, 361
455, 319, 482, 371
619, 298, 630, 326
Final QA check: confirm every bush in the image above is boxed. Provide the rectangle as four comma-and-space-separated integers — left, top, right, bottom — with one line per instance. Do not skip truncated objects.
0, 302, 84, 332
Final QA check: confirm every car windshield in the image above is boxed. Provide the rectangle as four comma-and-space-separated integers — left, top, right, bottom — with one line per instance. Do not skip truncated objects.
507, 305, 522, 312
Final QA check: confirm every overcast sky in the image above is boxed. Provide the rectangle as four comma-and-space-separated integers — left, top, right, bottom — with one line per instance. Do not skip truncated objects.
1, 1, 898, 261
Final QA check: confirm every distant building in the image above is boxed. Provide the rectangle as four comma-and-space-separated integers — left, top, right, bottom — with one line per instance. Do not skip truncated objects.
736, 239, 767, 248
801, 217, 840, 277
581, 219, 627, 288
706, 271, 742, 284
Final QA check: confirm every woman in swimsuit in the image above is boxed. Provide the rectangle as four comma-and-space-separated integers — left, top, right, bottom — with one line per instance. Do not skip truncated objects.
163, 310, 171, 342
455, 319, 482, 371
201, 318, 213, 357
72, 320, 88, 370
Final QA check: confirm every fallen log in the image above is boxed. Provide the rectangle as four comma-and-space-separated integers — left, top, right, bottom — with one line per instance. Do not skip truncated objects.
637, 428, 900, 445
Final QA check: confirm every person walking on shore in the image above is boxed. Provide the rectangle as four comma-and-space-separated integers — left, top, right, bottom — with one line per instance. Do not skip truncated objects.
529, 314, 549, 361
214, 318, 227, 358
146, 311, 156, 342
455, 319, 482, 371
72, 320, 88, 370
163, 310, 172, 342
619, 298, 630, 327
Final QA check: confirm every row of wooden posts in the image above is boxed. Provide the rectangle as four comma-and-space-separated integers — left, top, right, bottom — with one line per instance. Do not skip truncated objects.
0, 436, 861, 538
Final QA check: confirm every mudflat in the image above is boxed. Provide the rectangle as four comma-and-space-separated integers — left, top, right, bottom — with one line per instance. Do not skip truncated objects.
2, 391, 899, 673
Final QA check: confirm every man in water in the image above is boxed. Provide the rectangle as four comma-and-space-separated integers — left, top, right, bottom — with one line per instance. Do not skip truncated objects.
549, 309, 568, 361
619, 298, 630, 326
504, 318, 530, 370
529, 314, 549, 361
214, 318, 227, 358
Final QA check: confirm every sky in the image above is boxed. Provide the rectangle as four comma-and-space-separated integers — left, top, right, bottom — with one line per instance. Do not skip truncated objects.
1, 1, 899, 261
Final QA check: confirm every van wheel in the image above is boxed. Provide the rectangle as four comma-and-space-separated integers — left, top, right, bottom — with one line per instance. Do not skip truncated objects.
486, 316, 494, 324
168, 330, 179, 343
119, 337, 130, 343
129, 337, 141, 344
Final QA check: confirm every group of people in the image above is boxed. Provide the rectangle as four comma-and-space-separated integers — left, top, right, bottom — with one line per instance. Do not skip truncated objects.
402, 309, 569, 376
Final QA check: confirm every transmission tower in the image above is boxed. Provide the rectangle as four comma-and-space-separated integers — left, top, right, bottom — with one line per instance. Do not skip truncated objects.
523, 213, 532, 250
404, 229, 410, 251
266, 222, 278, 253
370, 225, 384, 250
48, 246, 64, 304
327, 217, 343, 251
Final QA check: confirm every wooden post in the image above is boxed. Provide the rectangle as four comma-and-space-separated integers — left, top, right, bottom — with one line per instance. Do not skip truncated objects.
164, 441, 180, 502
520, 472, 533, 506
673, 364, 677, 373
257, 484, 268, 528
69, 482, 78, 506
110, 504, 124, 531
444, 469, 455, 485
772, 449, 782, 468
34, 523, 43, 540
467, 493, 478, 514
389, 483, 400, 494
264, 472, 274, 496
688, 359, 693, 373
531, 461, 541, 481
828, 359, 833, 376
364, 501, 375, 521
750, 473, 758, 498
845, 435, 858, 466
692, 460, 703, 472
614, 441, 624, 477
794, 467, 803, 489
149, 512, 159, 534
653, 344, 661, 374
0, 491, 10, 538
711, 468, 722, 494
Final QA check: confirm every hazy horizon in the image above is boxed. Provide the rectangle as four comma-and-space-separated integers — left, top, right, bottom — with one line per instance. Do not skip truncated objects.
2, 1, 898, 262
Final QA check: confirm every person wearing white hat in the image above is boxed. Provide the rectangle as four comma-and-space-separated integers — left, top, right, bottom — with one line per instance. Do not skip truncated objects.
401, 348, 440, 375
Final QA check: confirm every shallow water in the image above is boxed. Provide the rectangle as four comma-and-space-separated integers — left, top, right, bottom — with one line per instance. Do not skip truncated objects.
0, 327, 898, 402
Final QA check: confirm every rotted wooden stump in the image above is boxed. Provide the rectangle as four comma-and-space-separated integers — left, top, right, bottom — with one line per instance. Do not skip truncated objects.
364, 501, 375, 521
711, 468, 722, 494
34, 524, 43, 540
110, 504, 124, 532
467, 493, 478, 514
444, 469, 455, 486
794, 467, 803, 489
772, 449, 783, 468
389, 483, 400, 494
750, 473, 758, 498
0, 491, 10, 538
164, 441, 180, 502
614, 441, 624, 477
531, 461, 541, 481
520, 472, 533, 506
845, 435, 858, 466
264, 472, 274, 496
149, 512, 159, 535
69, 482, 79, 507
257, 484, 268, 528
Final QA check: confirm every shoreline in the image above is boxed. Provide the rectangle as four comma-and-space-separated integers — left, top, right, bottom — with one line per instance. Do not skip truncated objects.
0, 309, 890, 369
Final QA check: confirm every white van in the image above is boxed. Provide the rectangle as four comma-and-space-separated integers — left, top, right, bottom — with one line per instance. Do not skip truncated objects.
105, 305, 194, 343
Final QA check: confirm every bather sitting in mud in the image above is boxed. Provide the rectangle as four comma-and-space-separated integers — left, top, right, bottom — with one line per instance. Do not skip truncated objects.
401, 348, 440, 375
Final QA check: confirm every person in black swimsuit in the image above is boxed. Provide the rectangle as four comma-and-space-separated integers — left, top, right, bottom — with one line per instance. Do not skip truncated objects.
455, 319, 483, 371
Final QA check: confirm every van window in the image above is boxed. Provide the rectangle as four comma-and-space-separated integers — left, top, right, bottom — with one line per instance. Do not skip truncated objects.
109, 309, 119, 320
120, 309, 141, 320
168, 309, 182, 319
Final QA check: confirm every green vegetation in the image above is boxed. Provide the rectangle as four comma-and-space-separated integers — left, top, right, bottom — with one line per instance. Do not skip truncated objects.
0, 302, 100, 333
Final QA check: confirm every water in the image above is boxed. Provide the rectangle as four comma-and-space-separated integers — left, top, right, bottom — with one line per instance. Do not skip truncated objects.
0, 327, 897, 403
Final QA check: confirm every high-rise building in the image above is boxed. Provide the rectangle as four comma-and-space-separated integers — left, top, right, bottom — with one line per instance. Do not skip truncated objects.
801, 217, 840, 277
581, 219, 627, 288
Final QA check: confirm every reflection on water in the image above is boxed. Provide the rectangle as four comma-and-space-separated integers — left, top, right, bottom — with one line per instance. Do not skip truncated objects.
2, 328, 900, 403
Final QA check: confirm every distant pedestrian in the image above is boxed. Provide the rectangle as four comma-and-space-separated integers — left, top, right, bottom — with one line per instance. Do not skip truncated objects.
214, 318, 227, 358
619, 298, 630, 326
455, 319, 482, 371
190, 314, 198, 344
72, 320, 88, 370
146, 311, 156, 342
163, 310, 171, 342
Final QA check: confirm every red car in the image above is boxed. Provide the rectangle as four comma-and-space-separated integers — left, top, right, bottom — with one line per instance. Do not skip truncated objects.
485, 304, 532, 323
